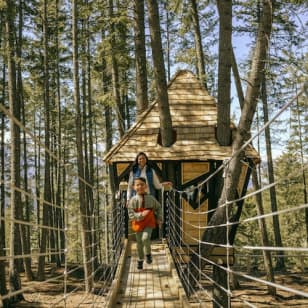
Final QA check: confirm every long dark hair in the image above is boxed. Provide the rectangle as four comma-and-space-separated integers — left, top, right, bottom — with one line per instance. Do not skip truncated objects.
133, 152, 148, 165
132, 152, 153, 173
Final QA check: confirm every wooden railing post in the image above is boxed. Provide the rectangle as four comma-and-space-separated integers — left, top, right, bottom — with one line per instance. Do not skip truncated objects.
119, 182, 128, 238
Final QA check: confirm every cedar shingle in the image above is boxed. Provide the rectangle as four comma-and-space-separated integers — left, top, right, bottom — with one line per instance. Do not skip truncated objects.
103, 70, 259, 163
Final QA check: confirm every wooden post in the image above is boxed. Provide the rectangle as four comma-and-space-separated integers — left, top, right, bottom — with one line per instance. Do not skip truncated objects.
119, 182, 128, 238
213, 262, 230, 308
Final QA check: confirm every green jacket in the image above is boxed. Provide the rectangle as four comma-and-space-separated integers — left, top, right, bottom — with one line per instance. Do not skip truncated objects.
128, 194, 162, 222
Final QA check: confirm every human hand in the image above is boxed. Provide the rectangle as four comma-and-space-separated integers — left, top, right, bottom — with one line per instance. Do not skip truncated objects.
142, 209, 151, 217
162, 182, 172, 191
162, 181, 172, 186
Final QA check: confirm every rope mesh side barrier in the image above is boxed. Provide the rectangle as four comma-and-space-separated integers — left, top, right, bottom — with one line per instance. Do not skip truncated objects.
164, 83, 308, 306
0, 74, 306, 307
0, 100, 126, 307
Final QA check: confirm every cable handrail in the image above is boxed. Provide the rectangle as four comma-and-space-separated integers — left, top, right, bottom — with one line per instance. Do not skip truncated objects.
0, 81, 307, 307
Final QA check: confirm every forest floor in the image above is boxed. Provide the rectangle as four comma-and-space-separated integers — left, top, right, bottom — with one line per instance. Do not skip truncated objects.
231, 271, 308, 307
10, 264, 110, 307
190, 269, 308, 307
7, 264, 308, 307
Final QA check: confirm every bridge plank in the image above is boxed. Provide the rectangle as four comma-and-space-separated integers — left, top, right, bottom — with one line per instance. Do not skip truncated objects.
115, 241, 183, 307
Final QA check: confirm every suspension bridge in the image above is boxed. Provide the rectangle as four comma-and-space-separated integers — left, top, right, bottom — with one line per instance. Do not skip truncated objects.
0, 71, 307, 307
2, 181, 308, 307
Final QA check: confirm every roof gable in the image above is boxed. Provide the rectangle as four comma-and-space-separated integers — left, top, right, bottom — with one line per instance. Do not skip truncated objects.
103, 70, 257, 163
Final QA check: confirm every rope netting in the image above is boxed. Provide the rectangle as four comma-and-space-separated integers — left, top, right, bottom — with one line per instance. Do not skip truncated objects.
164, 83, 308, 307
0, 102, 126, 307
0, 81, 307, 307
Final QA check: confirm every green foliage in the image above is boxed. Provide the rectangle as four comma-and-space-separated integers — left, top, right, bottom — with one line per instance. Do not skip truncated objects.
0, 1, 5, 11
165, 0, 218, 92
236, 145, 308, 271
274, 151, 307, 266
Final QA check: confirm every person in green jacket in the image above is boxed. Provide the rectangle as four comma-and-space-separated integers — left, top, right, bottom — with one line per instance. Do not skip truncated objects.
127, 177, 162, 270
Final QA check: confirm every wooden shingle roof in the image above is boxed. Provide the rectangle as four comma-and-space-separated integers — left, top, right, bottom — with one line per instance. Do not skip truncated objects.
103, 70, 259, 163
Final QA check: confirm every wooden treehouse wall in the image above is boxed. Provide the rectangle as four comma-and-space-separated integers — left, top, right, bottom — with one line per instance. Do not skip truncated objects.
180, 161, 249, 246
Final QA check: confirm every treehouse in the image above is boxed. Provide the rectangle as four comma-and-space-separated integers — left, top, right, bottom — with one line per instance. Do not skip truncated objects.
103, 70, 259, 261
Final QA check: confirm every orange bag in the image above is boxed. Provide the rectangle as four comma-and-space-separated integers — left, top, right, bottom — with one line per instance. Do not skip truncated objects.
131, 209, 156, 232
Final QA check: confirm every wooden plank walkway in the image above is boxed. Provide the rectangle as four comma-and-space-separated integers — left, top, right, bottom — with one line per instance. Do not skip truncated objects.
114, 240, 183, 308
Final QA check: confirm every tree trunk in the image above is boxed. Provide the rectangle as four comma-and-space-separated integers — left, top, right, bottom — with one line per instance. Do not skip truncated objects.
17, 0, 33, 280
94, 124, 102, 264
134, 0, 148, 117
190, 0, 207, 90
261, 92, 286, 260
20, 77, 34, 281
72, 0, 93, 292
252, 167, 276, 295
109, 0, 125, 137
216, 0, 232, 146
84, 14, 97, 267
81, 22, 93, 255
231, 49, 244, 107
34, 113, 41, 247
49, 141, 56, 264
213, 264, 229, 308
61, 148, 67, 263
146, 0, 173, 147
211, 2, 233, 305
55, 0, 64, 265
6, 0, 24, 301
0, 63, 8, 300
187, 1, 274, 304
261, 77, 285, 270
164, 3, 171, 81
231, 47, 276, 295
103, 65, 112, 264
37, 0, 52, 281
